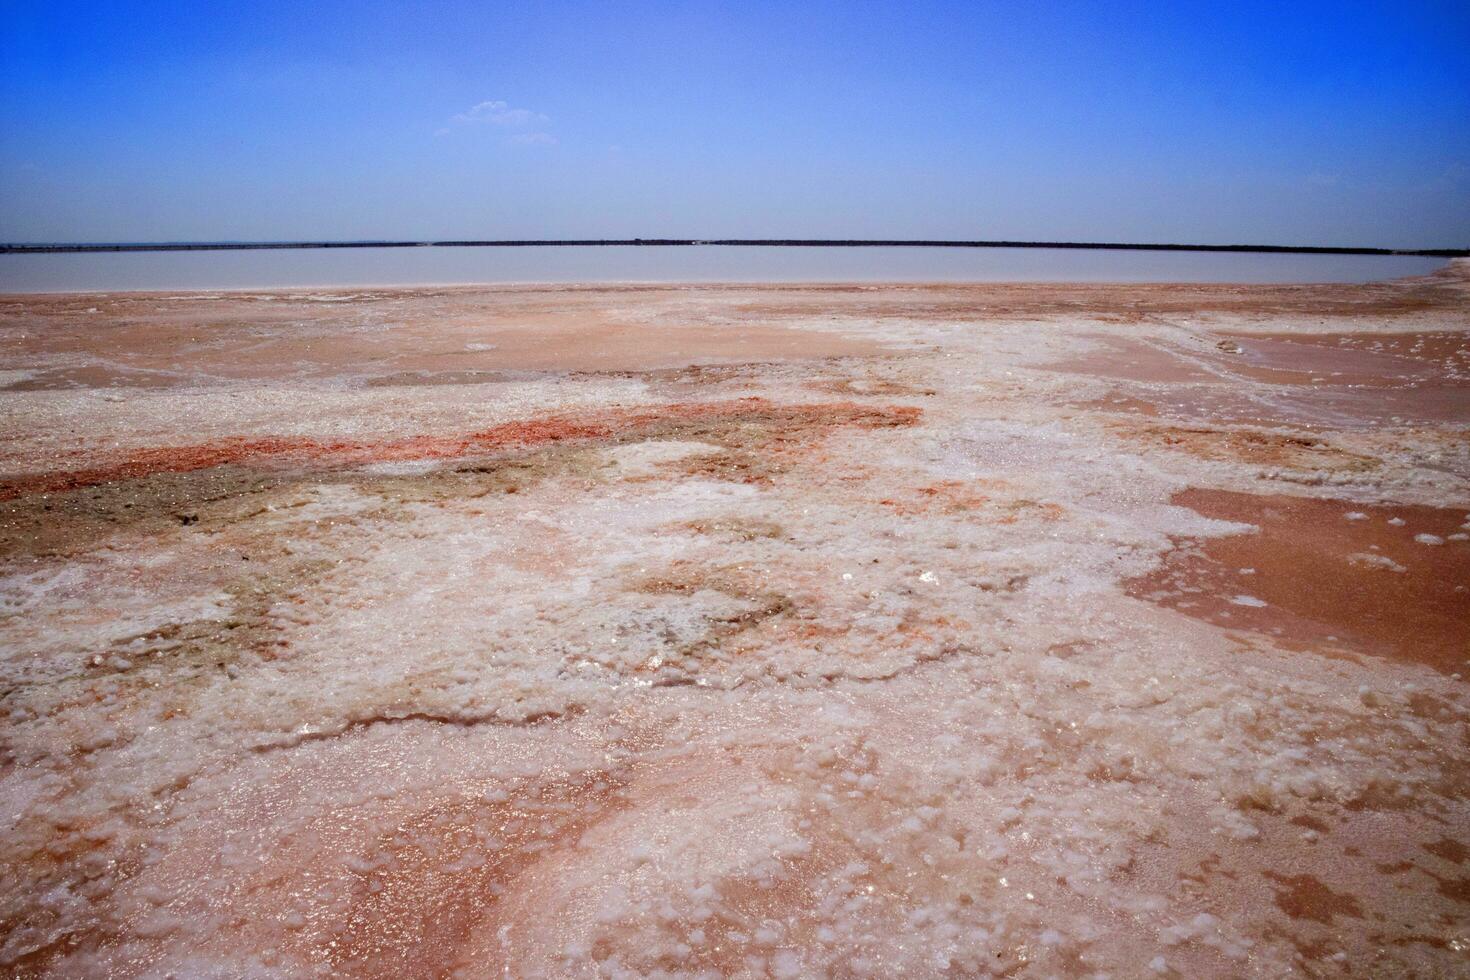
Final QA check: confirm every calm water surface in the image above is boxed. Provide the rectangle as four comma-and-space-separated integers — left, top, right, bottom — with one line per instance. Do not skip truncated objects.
0, 246, 1447, 293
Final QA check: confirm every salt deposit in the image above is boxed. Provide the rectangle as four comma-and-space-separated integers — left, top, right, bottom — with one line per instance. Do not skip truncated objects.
1, 263, 1467, 977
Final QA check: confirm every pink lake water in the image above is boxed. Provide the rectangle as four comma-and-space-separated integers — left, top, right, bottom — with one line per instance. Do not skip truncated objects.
0, 245, 1447, 292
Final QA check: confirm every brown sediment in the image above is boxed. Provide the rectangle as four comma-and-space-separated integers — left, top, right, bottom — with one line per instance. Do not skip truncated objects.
1127, 489, 1470, 674
0, 399, 921, 501
1431, 872, 1470, 904
804, 377, 936, 397
0, 435, 359, 500
1114, 423, 1380, 471
2, 364, 185, 391
1424, 838, 1470, 865
1262, 873, 1365, 924
0, 400, 918, 564
673, 516, 788, 542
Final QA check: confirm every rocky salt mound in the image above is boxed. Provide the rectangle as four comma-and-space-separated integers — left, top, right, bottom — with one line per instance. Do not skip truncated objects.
1, 266, 1468, 977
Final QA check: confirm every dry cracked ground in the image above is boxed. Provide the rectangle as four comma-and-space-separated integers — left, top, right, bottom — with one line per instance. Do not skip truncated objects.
1, 263, 1469, 978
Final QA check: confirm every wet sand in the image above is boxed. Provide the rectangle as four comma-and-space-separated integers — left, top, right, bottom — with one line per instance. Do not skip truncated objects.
1, 262, 1468, 977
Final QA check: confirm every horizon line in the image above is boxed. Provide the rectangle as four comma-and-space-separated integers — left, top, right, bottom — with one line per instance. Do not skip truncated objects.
2, 238, 1467, 258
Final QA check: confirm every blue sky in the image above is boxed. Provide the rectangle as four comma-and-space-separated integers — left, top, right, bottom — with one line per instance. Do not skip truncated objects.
2, 0, 1467, 246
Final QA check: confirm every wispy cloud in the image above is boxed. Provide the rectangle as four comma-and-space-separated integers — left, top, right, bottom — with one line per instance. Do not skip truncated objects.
441, 99, 557, 146
449, 99, 548, 127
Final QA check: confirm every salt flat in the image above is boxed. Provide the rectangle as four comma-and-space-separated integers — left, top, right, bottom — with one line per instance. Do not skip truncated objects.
1, 265, 1468, 977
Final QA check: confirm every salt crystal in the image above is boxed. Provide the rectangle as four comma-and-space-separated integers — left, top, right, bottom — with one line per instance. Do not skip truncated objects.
1348, 552, 1406, 573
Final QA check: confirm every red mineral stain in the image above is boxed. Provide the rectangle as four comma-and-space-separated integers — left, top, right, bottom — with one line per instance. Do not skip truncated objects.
1262, 872, 1365, 924
1424, 838, 1470, 865
0, 399, 920, 499
0, 436, 363, 498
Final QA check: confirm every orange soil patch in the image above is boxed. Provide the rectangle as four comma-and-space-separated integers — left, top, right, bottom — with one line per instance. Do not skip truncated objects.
1127, 489, 1470, 674
0, 399, 921, 500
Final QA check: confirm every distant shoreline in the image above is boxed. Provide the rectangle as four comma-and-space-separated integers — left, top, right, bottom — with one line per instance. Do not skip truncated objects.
4, 239, 1467, 257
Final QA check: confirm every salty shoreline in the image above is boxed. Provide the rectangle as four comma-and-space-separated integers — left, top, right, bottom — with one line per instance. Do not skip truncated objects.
0, 247, 1450, 293
2, 265, 1468, 976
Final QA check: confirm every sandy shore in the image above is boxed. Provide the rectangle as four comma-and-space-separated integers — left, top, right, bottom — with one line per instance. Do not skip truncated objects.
1, 264, 1468, 977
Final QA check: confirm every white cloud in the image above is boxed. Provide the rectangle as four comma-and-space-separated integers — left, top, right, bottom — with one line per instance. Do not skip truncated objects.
451, 100, 548, 128
442, 99, 558, 146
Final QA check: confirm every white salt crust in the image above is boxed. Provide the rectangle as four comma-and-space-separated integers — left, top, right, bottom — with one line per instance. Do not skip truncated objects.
1, 277, 1468, 977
